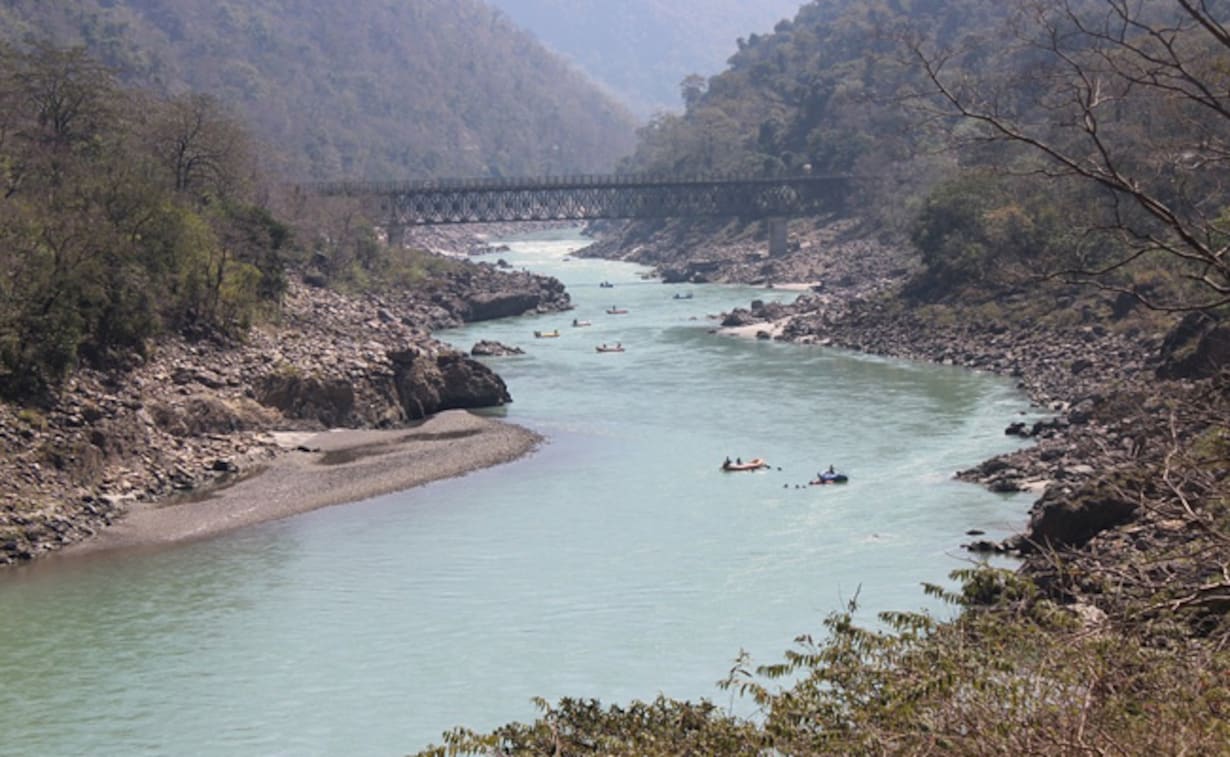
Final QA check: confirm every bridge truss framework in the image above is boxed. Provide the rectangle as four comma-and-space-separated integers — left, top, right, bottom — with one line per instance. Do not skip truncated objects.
311, 174, 849, 226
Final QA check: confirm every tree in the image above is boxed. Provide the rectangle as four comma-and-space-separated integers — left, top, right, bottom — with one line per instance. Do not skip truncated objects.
145, 92, 252, 198
0, 42, 118, 196
0, 42, 126, 393
910, 0, 1230, 310
7, 42, 115, 149
680, 73, 708, 109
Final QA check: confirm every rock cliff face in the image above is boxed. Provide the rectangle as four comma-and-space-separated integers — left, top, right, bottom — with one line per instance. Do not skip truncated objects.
0, 257, 568, 566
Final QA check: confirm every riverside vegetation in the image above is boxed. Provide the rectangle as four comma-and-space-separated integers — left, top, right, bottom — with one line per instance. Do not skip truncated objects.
420, 1, 1230, 754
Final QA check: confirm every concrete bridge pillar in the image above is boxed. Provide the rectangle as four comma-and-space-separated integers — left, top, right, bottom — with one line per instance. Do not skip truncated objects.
768, 217, 788, 257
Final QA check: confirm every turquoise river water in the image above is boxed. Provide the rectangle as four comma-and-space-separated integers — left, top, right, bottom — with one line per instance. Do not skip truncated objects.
0, 231, 1041, 755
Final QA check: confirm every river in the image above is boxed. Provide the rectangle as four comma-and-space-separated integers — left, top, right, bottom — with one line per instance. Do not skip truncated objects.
0, 230, 1040, 755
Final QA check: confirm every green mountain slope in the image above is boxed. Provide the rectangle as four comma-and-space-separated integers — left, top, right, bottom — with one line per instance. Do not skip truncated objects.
623, 1, 1006, 179
486, 0, 805, 115
0, 0, 638, 179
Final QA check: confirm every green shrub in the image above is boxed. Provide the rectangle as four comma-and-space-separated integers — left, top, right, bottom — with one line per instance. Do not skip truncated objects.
16, 407, 46, 431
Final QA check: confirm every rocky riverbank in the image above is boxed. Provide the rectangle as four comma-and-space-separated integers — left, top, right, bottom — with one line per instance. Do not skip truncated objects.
0, 248, 571, 566
592, 216, 1228, 630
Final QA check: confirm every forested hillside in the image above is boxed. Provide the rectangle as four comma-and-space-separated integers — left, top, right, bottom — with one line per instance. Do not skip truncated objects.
0, 0, 638, 179
620, 0, 1230, 311
485, 0, 803, 115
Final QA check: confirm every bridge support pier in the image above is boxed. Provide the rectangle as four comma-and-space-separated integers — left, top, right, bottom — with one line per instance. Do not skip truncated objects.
386, 221, 404, 248
768, 217, 788, 257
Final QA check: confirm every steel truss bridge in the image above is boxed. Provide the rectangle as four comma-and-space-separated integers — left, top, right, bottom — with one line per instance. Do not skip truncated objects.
310, 173, 848, 225
308, 173, 851, 255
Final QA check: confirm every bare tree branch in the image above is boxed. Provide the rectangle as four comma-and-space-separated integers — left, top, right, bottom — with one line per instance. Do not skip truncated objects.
909, 0, 1230, 310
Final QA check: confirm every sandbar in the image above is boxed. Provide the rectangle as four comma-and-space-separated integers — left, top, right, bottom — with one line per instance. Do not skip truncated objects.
62, 410, 540, 558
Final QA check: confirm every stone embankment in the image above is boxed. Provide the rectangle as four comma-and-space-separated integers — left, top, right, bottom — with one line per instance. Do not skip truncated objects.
0, 254, 571, 566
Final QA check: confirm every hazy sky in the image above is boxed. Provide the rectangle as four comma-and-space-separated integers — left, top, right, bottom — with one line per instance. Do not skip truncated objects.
486, 0, 805, 115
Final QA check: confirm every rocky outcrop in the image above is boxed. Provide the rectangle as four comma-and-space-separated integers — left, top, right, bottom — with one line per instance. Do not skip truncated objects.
389, 347, 511, 420
661, 260, 725, 284
436, 353, 512, 408
721, 297, 814, 328
778, 295, 1158, 407
415, 264, 571, 327
465, 291, 550, 321
149, 395, 279, 437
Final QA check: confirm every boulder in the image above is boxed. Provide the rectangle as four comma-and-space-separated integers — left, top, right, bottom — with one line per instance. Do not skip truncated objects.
436, 352, 512, 409
1156, 311, 1230, 379
964, 539, 1004, 554
750, 301, 791, 321
210, 458, 240, 473
172, 366, 227, 389
390, 348, 511, 420
471, 340, 525, 357
721, 309, 758, 328
1022, 480, 1139, 551
1005, 421, 1030, 437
